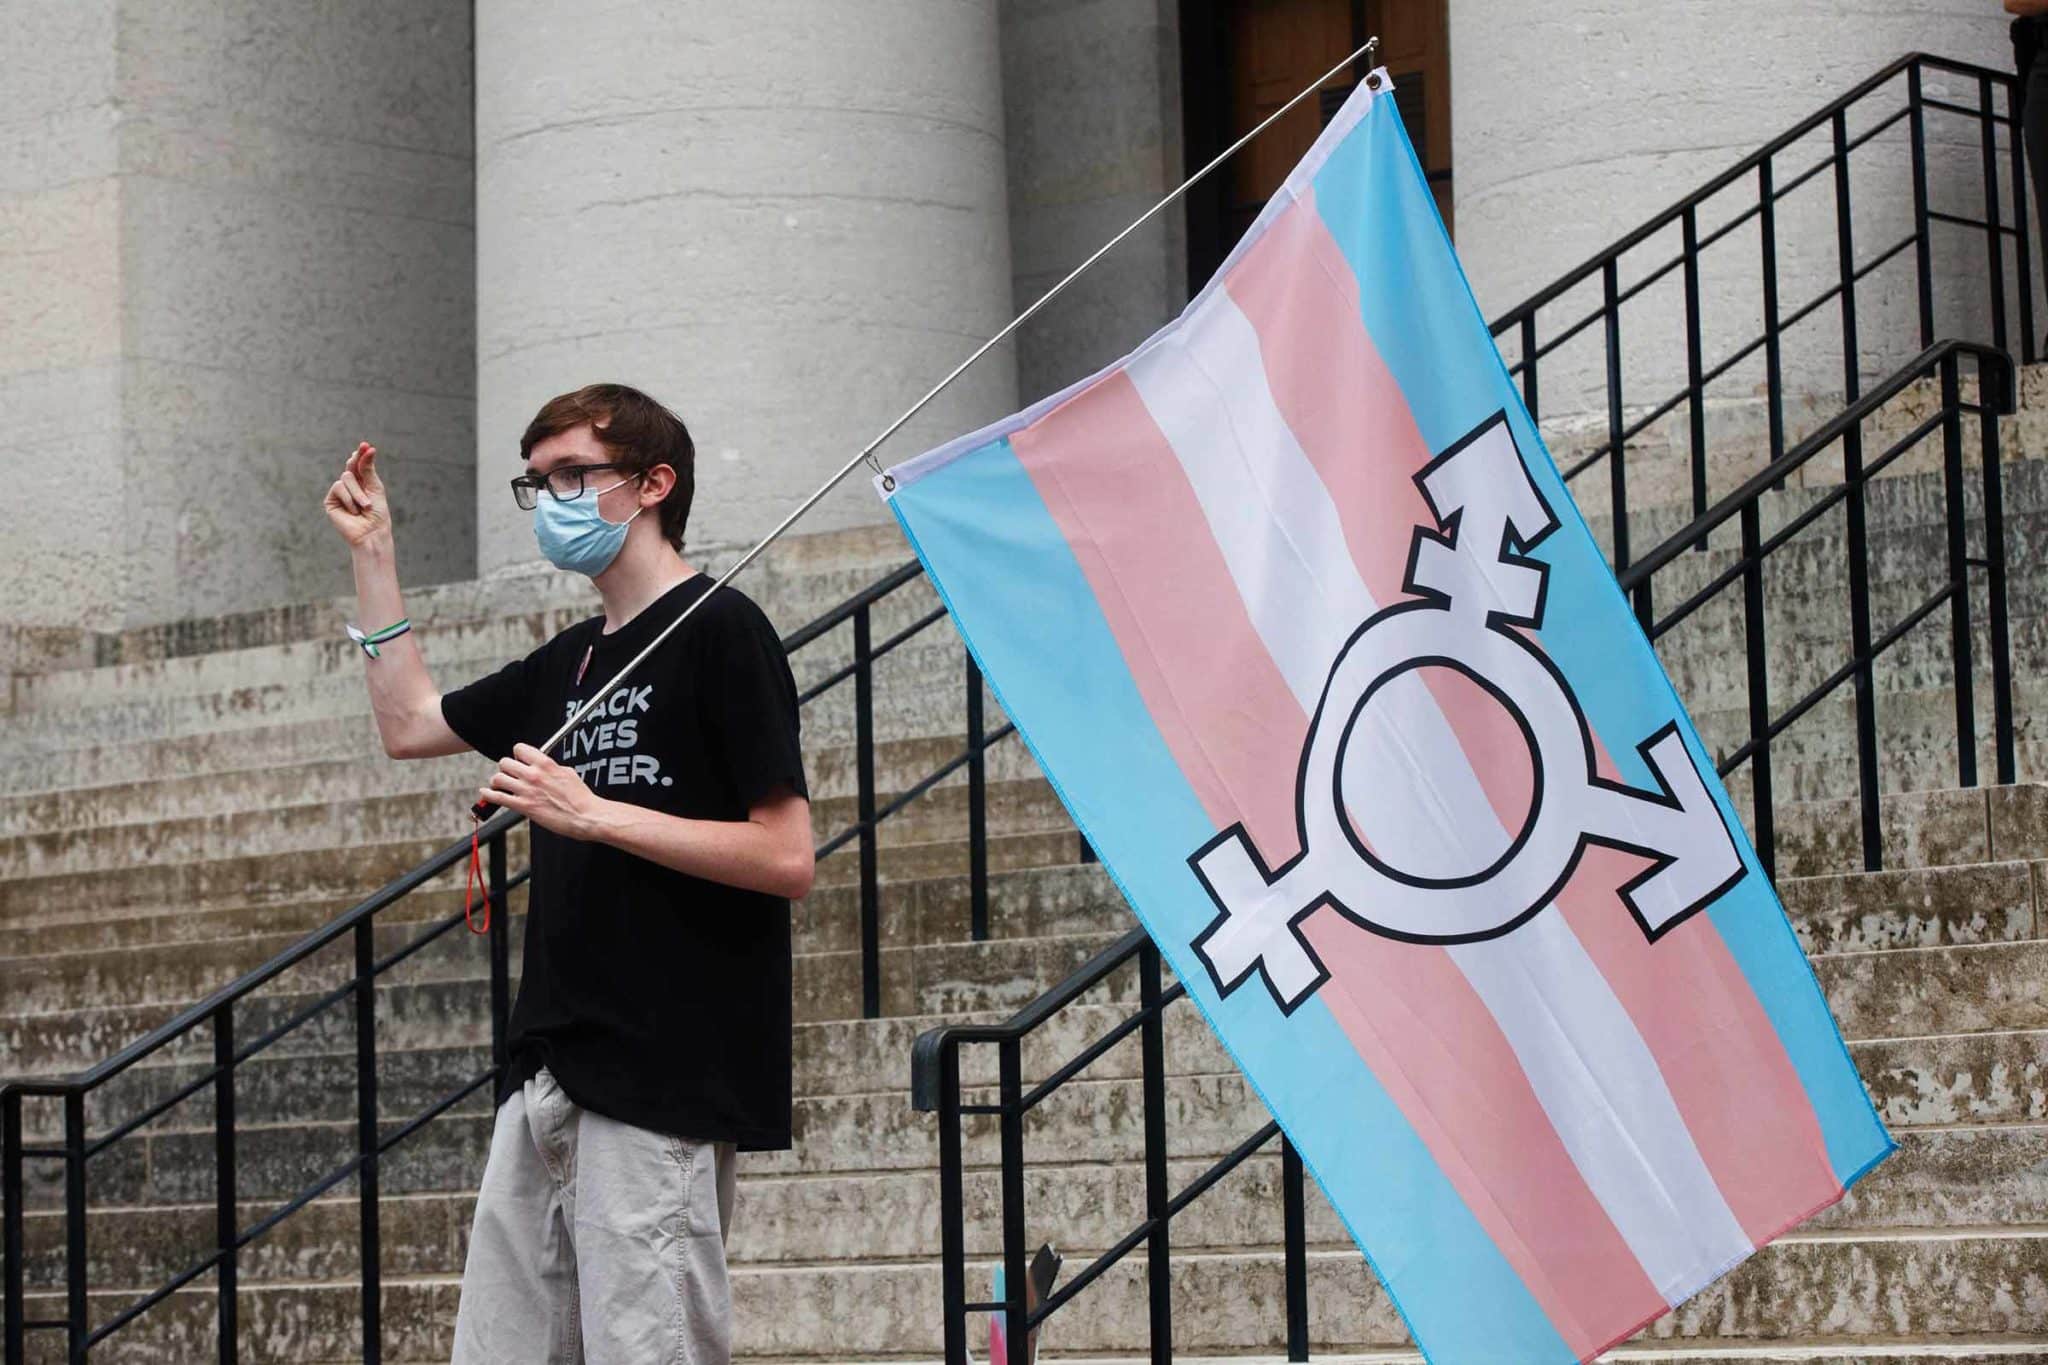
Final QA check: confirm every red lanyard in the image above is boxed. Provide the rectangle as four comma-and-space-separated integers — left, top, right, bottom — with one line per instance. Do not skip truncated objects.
463, 813, 490, 935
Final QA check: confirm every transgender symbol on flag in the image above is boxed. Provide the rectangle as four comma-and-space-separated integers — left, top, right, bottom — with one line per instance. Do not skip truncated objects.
1190, 409, 1749, 1013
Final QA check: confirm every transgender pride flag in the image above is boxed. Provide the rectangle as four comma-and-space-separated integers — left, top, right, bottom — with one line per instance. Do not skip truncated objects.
878, 71, 1891, 1363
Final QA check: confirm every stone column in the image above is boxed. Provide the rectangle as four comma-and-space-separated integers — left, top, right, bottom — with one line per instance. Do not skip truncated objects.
0, 1, 476, 631
1451, 2, 2018, 445
1002, 0, 1186, 405
475, 1, 1018, 575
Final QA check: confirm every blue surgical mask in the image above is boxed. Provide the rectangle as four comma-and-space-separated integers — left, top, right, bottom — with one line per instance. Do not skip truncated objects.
534, 475, 644, 576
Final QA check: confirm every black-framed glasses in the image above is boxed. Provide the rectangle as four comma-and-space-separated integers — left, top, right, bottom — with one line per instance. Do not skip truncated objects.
509, 462, 641, 510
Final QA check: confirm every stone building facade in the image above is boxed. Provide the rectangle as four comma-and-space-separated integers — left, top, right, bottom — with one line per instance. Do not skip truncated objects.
1, 0, 2015, 631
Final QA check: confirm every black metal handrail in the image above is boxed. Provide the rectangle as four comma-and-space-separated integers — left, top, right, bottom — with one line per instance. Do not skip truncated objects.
908, 926, 1312, 1362
0, 551, 1022, 1361
1490, 53, 2030, 576
1620, 339, 2017, 873
910, 338, 2017, 1361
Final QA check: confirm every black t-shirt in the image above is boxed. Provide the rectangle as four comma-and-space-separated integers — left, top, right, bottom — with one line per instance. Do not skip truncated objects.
440, 575, 807, 1150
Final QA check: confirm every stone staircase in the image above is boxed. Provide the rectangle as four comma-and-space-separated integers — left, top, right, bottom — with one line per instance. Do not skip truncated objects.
2, 365, 2046, 1361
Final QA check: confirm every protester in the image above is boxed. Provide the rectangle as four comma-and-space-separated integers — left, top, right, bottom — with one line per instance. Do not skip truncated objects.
323, 384, 811, 1364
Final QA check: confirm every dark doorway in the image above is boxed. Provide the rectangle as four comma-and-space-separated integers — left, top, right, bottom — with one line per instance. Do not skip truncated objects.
1180, 0, 1452, 294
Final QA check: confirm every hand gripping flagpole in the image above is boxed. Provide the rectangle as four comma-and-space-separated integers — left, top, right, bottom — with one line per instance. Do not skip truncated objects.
469, 35, 1381, 826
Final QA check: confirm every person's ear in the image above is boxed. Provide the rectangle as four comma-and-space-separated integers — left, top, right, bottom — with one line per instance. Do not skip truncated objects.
639, 463, 676, 505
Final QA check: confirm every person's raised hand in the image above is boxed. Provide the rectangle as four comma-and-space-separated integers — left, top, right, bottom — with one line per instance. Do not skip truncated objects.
324, 441, 392, 549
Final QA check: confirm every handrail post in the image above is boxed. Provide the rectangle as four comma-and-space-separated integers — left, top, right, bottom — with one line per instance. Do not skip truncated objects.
487, 830, 510, 1074
997, 1040, 1028, 1356
1980, 358, 2016, 785
966, 653, 989, 943
1281, 1133, 1309, 1362
4, 1091, 24, 1365
1631, 578, 1655, 636
213, 1008, 238, 1365
1759, 157, 1785, 472
1139, 942, 1172, 1364
1832, 108, 1863, 409
854, 605, 881, 1019
1602, 259, 1629, 572
63, 1092, 84, 1365
1835, 112, 1879, 871
353, 921, 382, 1365
1908, 63, 1936, 348
1940, 356, 1978, 789
936, 1042, 968, 1365
1740, 502, 1775, 878
1981, 75, 2010, 360
1682, 205, 1707, 549
1518, 313, 1539, 421
2008, 75, 2037, 365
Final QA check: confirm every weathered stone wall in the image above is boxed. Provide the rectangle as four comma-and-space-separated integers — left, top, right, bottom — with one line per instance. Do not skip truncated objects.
1451, 1, 2018, 443
1001, 0, 1187, 405
0, 0, 476, 631
472, 1, 1019, 576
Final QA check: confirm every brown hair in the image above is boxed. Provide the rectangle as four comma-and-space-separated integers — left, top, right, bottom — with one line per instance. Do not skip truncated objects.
519, 383, 696, 551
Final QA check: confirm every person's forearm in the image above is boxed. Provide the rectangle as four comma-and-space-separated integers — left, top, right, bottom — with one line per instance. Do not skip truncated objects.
583, 800, 815, 899
2011, 0, 2048, 18
350, 535, 441, 756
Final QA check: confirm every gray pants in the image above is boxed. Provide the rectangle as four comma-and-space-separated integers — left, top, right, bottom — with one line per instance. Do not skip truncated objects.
450, 1067, 739, 1364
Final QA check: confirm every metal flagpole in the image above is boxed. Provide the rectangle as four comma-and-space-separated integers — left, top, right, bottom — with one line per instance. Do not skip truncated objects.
472, 35, 1381, 821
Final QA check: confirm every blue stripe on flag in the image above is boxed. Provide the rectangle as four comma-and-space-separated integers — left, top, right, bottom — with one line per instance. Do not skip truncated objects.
888, 436, 1575, 1365
1310, 98, 1892, 1185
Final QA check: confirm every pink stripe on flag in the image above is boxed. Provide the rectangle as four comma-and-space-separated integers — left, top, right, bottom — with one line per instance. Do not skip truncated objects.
1222, 188, 1437, 607
1009, 373, 1303, 858
1555, 849, 1841, 1244
1013, 362, 1661, 1353
1300, 917, 1666, 1358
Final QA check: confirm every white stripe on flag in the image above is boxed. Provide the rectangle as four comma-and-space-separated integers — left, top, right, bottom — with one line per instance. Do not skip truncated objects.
1127, 285, 1752, 1300
1448, 927, 1752, 1301
1126, 294, 1370, 712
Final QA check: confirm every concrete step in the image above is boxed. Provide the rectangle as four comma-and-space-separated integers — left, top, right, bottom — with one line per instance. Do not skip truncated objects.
0, 832, 508, 925
0, 523, 907, 676
1569, 374, 2048, 538
0, 719, 1048, 834
12, 1121, 2042, 1298
0, 865, 1138, 1078
1658, 608, 2048, 722
0, 569, 603, 677
0, 768, 1068, 882
14, 1228, 2048, 1361
0, 815, 1085, 926
12, 912, 2031, 1105
1775, 783, 2048, 878
0, 841, 1109, 964
5, 794, 2028, 966
1780, 859, 2042, 955
1, 910, 1123, 1046
16, 1025, 2039, 1213
0, 627, 1005, 761
7, 608, 589, 717
1861, 1028, 2048, 1128
1690, 676, 2044, 806
1818, 940, 2048, 1040
1, 575, 952, 724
